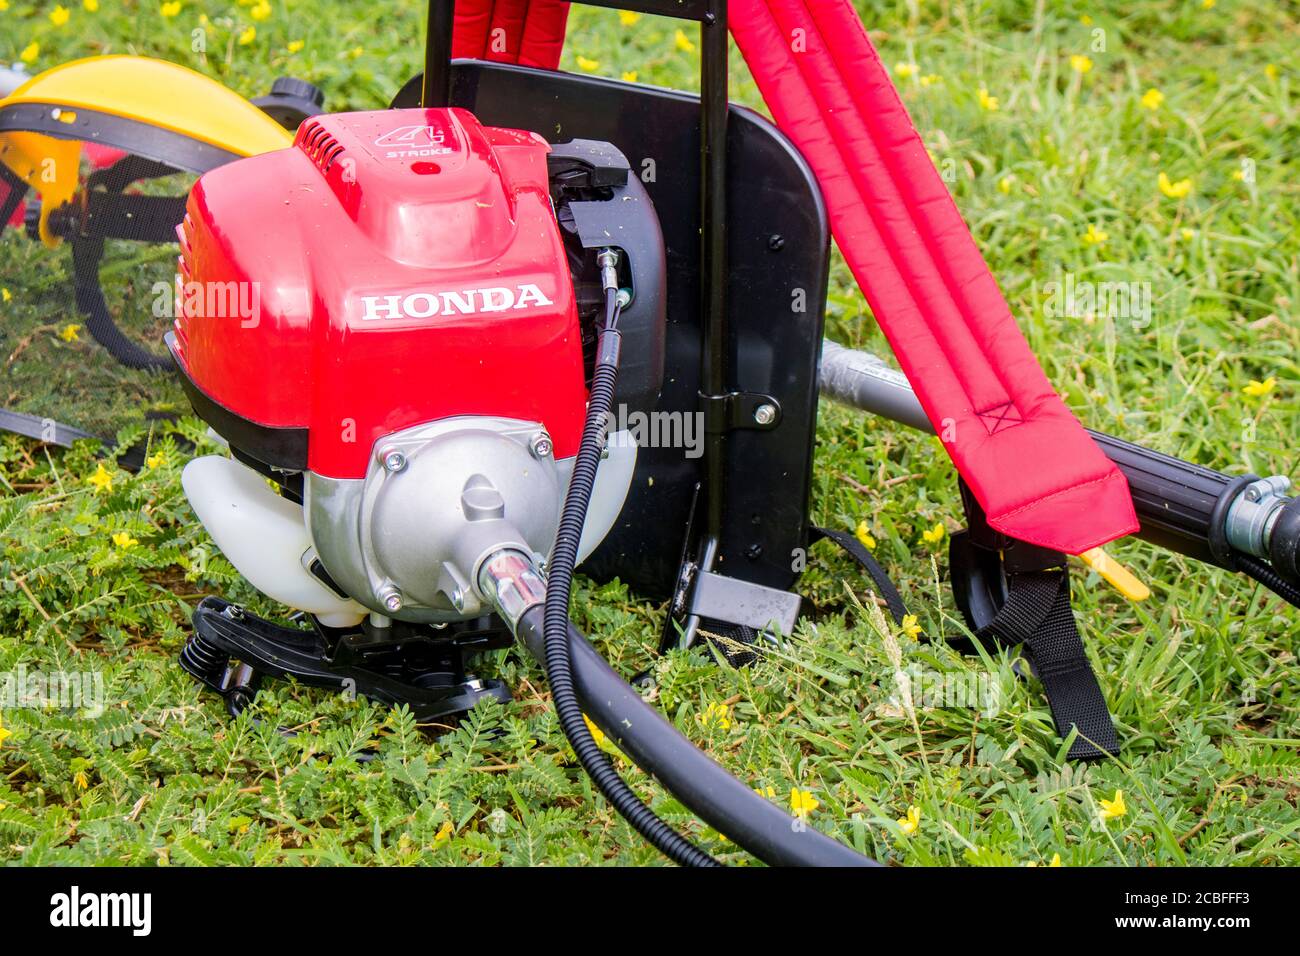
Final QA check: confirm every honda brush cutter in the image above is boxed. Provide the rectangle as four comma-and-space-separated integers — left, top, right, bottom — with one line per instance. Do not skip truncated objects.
163, 0, 1299, 867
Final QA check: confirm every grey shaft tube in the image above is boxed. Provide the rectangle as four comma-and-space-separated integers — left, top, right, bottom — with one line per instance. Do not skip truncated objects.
819, 339, 932, 433
516, 605, 877, 867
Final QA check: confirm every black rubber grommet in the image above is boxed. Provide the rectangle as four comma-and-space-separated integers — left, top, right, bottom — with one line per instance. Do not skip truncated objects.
270, 76, 325, 107
1207, 474, 1259, 569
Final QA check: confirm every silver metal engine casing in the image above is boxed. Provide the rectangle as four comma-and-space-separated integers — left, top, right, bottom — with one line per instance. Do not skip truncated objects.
306, 416, 562, 624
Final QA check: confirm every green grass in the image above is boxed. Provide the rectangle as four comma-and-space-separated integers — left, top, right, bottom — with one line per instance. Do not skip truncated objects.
1, 0, 1297, 865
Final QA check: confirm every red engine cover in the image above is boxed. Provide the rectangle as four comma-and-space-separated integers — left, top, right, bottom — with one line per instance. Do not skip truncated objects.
172, 107, 588, 479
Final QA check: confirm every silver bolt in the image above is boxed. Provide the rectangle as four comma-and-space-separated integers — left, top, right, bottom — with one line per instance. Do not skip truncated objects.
380, 448, 407, 473
378, 586, 403, 612
450, 587, 466, 613
530, 431, 553, 459
754, 403, 777, 426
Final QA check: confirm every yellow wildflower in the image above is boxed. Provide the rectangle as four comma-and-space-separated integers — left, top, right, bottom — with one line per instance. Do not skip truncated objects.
922, 522, 946, 545
287, 39, 305, 53
433, 820, 453, 844
1080, 15, 1093, 26
977, 88, 999, 111
1098, 789, 1127, 821
74, 769, 90, 789
621, 70, 638, 83
854, 520, 876, 551
575, 55, 599, 72
920, 74, 942, 87
1201, 0, 1215, 8
1180, 228, 1195, 241
160, 1, 181, 17
251, 0, 271, 21
901, 614, 922, 639
50, 4, 71, 26
1069, 54, 1093, 74
1049, 852, 1062, 866
1242, 377, 1276, 398
618, 10, 640, 26
20, 42, 40, 64
88, 462, 114, 493
111, 531, 139, 550
998, 175, 1014, 194
1264, 64, 1278, 81
1082, 223, 1109, 246
147, 452, 166, 470
698, 701, 732, 731
1, 288, 10, 303
1157, 172, 1192, 199
238, 26, 256, 45
1140, 88, 1164, 110
0, 716, 10, 746
348, 46, 363, 58
895, 63, 917, 80
754, 785, 776, 798
674, 29, 695, 53
897, 805, 921, 835
790, 787, 820, 819
84, 0, 98, 10
59, 323, 81, 342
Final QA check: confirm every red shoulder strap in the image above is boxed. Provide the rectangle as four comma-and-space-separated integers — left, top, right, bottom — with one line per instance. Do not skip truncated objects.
731, 0, 1136, 553
453, 0, 571, 69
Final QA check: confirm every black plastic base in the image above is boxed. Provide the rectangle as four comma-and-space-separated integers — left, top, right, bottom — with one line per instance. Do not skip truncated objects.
180, 596, 512, 722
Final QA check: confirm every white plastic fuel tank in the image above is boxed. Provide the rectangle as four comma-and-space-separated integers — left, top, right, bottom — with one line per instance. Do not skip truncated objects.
182, 455, 367, 628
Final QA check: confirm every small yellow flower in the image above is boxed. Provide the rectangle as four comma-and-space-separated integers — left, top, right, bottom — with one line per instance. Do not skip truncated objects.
894, 62, 917, 80
1157, 171, 1192, 199
0, 1, 9, 12
1242, 377, 1276, 398
250, 0, 271, 21
1080, 14, 1093, 26
1069, 54, 1093, 74
997, 175, 1014, 194
1049, 852, 1062, 867
1201, 0, 1215, 8
1231, 168, 1245, 181
977, 88, 999, 111
1264, 64, 1279, 81
919, 74, 942, 87
621, 70, 638, 83
433, 820, 453, 844
618, 10, 640, 26
1082, 223, 1109, 246
897, 804, 921, 835
1140, 87, 1164, 110
160, 1, 181, 17
754, 785, 776, 798
674, 29, 695, 54
1180, 228, 1195, 241
0, 716, 10, 746
1, 287, 11, 303
111, 531, 139, 550
575, 55, 599, 72
854, 520, 876, 551
922, 522, 946, 545
88, 462, 114, 493
84, 0, 98, 11
789, 787, 820, 819
20, 42, 40, 64
348, 46, 364, 59
1098, 789, 1127, 822
238, 26, 257, 45
50, 4, 71, 26
146, 452, 166, 470
59, 323, 81, 342
74, 769, 90, 789
901, 614, 922, 639
698, 701, 732, 731
287, 39, 305, 53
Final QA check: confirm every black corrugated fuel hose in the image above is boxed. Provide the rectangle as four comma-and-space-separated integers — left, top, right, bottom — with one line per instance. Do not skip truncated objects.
542, 283, 719, 867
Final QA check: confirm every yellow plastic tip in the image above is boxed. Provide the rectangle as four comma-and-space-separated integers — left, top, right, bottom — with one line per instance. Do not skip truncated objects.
1079, 547, 1151, 602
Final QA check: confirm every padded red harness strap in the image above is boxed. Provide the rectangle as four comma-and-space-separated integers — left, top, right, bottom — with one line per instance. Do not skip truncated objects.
731, 0, 1136, 553
452, 0, 570, 69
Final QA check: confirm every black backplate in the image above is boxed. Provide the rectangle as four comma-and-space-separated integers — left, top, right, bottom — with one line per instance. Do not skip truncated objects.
394, 63, 830, 600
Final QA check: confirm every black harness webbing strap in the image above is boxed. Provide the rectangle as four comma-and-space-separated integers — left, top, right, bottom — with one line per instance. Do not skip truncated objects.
976, 568, 1119, 760
810, 525, 908, 624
